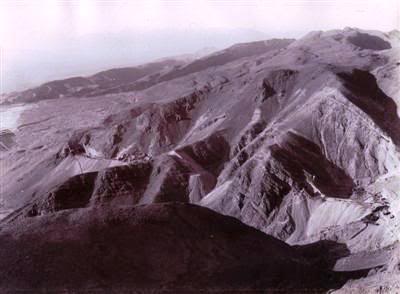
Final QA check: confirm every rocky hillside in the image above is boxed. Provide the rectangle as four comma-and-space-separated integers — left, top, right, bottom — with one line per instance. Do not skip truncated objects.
0, 28, 399, 292
0, 202, 358, 292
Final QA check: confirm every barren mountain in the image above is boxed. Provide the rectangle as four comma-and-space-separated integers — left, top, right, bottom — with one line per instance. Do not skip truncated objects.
0, 28, 399, 292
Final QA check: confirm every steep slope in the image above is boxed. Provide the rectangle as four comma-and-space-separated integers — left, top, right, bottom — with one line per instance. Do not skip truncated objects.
333, 244, 400, 293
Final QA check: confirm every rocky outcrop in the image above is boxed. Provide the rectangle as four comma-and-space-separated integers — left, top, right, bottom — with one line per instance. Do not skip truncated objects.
0, 130, 15, 151
337, 69, 400, 145
63, 88, 210, 159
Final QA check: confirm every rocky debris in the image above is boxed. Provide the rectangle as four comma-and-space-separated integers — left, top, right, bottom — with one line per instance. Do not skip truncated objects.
115, 145, 151, 163
2, 162, 153, 222
258, 69, 299, 103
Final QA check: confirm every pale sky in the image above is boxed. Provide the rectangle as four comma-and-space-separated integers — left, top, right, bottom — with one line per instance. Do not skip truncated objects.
0, 0, 399, 92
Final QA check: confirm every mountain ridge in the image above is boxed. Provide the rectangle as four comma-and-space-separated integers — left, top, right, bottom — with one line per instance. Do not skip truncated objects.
0, 27, 399, 292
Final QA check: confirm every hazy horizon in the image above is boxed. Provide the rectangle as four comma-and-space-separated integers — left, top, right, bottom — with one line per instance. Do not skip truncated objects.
1, 0, 399, 93
1, 28, 270, 93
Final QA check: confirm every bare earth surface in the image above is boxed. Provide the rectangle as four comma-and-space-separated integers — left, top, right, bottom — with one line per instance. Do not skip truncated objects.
0, 28, 399, 292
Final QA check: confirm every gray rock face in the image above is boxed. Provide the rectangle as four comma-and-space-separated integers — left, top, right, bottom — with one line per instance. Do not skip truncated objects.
0, 28, 399, 291
0, 130, 15, 151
